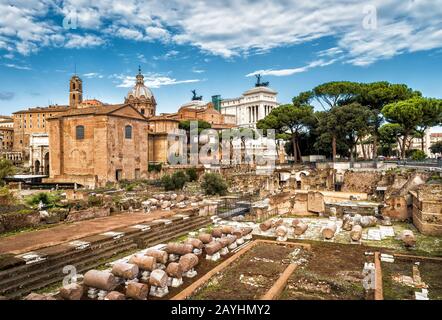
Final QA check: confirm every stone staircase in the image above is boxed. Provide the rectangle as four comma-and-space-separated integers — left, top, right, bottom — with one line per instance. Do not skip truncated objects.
0, 213, 211, 299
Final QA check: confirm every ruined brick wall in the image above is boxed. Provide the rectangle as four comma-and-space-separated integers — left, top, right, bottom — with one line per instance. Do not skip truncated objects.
307, 191, 325, 213
341, 171, 381, 194
382, 196, 410, 221
66, 207, 111, 222
301, 168, 335, 191
412, 184, 442, 235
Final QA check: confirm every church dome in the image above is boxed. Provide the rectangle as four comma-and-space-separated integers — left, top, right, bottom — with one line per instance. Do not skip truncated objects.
126, 67, 154, 100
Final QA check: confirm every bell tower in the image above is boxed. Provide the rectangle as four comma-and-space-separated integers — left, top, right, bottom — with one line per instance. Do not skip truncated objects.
69, 75, 83, 108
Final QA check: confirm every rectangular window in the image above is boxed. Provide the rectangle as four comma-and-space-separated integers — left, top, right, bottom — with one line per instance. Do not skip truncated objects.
116, 169, 123, 181
125, 125, 132, 139
76, 125, 85, 140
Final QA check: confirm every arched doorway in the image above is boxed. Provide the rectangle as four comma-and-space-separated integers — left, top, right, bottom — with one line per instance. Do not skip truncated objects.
44, 153, 50, 176
34, 160, 41, 175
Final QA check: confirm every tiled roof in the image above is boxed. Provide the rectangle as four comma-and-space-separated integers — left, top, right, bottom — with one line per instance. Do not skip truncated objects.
47, 104, 126, 119
13, 105, 69, 114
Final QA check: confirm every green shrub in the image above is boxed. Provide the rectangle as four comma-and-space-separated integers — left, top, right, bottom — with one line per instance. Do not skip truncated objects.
148, 163, 163, 172
201, 173, 228, 196
87, 195, 104, 207
186, 167, 198, 182
161, 171, 189, 191
0, 158, 15, 186
0, 187, 15, 205
25, 192, 62, 208
161, 175, 174, 191
410, 149, 427, 161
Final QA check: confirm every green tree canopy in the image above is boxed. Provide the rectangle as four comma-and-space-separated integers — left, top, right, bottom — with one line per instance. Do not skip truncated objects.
316, 103, 374, 163
179, 120, 211, 133
356, 82, 421, 158
382, 97, 442, 158
0, 159, 15, 186
257, 103, 314, 162
430, 141, 442, 155
313, 81, 362, 109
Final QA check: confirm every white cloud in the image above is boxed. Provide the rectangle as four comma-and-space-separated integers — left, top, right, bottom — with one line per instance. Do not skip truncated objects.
115, 27, 144, 41
83, 72, 103, 79
65, 34, 105, 48
153, 50, 179, 60
1, 0, 442, 66
246, 59, 337, 77
192, 68, 205, 74
113, 72, 201, 88
3, 63, 31, 70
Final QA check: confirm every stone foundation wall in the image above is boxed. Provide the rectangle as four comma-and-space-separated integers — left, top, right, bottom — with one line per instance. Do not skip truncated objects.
0, 211, 40, 233
382, 196, 410, 221
411, 185, 442, 236
66, 207, 111, 222
342, 171, 381, 194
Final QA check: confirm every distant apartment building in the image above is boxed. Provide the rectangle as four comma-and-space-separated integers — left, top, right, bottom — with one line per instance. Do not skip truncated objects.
12, 105, 68, 160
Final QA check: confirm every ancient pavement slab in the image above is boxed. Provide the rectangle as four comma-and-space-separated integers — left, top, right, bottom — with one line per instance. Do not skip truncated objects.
0, 210, 176, 255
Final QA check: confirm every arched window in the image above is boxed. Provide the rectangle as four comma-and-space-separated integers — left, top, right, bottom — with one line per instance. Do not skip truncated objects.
76, 125, 85, 140
140, 109, 145, 115
125, 125, 132, 139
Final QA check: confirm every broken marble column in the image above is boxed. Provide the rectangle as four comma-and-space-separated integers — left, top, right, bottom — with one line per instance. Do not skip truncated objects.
84, 270, 118, 299
232, 228, 245, 245
145, 249, 168, 268
293, 222, 308, 236
342, 214, 354, 231
272, 218, 283, 228
218, 237, 230, 256
129, 254, 157, 281
24, 293, 56, 300
166, 262, 184, 287
126, 282, 149, 300
165, 243, 194, 262
184, 238, 204, 255
205, 241, 223, 261
211, 227, 223, 238
226, 235, 238, 250
59, 283, 84, 300
149, 269, 169, 298
321, 222, 337, 240
198, 233, 213, 244
275, 225, 288, 241
104, 291, 125, 300
360, 216, 377, 228
350, 225, 363, 241
259, 220, 272, 232
221, 225, 234, 235
179, 253, 199, 278
111, 262, 139, 287
241, 227, 253, 240
401, 230, 416, 247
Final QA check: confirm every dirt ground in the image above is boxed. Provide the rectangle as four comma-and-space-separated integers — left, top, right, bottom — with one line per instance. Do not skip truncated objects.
280, 241, 372, 300
382, 256, 442, 300
0, 210, 176, 255
191, 243, 299, 300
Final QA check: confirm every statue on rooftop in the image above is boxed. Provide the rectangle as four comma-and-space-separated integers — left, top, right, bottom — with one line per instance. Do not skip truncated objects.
255, 74, 269, 87
191, 90, 203, 101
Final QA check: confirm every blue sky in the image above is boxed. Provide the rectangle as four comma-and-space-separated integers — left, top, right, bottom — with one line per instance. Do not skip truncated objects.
1, 0, 442, 116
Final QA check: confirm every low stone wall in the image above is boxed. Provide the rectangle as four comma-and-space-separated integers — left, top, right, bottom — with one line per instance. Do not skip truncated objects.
0, 211, 40, 233
382, 195, 410, 221
411, 185, 442, 236
66, 207, 111, 222
291, 193, 308, 215
342, 171, 382, 194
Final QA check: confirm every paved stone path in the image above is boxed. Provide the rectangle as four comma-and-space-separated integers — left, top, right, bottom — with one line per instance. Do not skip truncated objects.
0, 210, 175, 255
